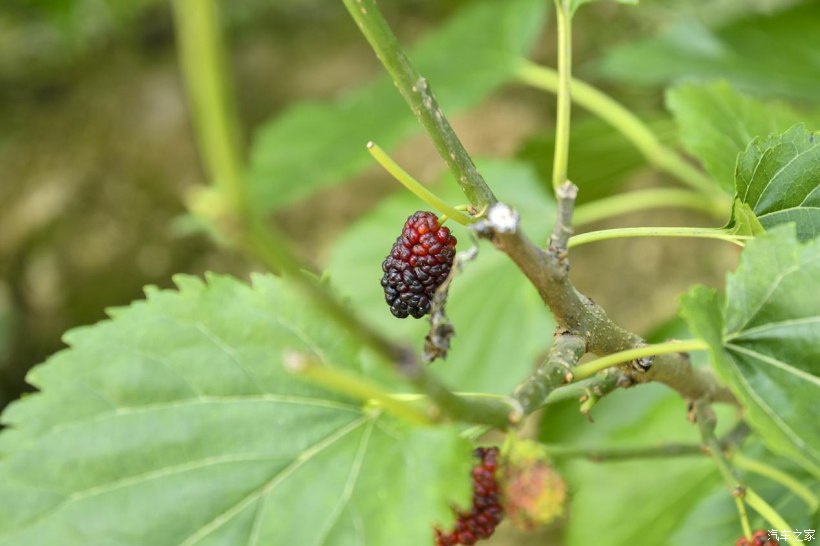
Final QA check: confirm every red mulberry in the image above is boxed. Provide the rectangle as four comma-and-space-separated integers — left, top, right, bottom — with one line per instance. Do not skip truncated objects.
381, 211, 457, 319
735, 530, 780, 546
434, 447, 503, 545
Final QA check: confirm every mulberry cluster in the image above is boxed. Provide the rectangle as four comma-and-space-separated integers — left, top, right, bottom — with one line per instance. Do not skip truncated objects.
736, 530, 780, 546
434, 447, 504, 546
381, 211, 457, 319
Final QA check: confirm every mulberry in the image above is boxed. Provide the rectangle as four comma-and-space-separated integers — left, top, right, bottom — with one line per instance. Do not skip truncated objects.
434, 447, 503, 546
381, 211, 457, 319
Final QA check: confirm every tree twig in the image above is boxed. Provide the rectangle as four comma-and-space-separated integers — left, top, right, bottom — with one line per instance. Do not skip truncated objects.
693, 400, 754, 540
542, 367, 630, 408
342, 0, 496, 209
342, 0, 737, 423
636, 353, 736, 405
542, 420, 751, 462
549, 181, 578, 252
424, 242, 479, 362
474, 199, 736, 406
513, 334, 586, 414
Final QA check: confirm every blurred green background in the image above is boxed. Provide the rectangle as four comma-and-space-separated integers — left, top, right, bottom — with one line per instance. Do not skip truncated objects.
2, 0, 815, 411
1, 0, 818, 544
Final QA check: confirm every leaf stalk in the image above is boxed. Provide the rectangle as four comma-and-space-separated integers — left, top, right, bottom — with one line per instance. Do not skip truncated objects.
551, 0, 573, 194
367, 142, 474, 225
517, 60, 726, 200
573, 188, 729, 225
573, 340, 708, 380
569, 226, 749, 249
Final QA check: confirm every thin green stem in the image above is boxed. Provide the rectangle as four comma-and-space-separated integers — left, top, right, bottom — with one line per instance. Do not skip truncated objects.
542, 421, 750, 462
746, 488, 804, 545
735, 497, 753, 541
579, 393, 599, 417
694, 402, 754, 542
569, 226, 749, 249
573, 340, 708, 381
516, 60, 725, 199
171, 0, 244, 212
343, 0, 496, 209
573, 188, 729, 226
367, 142, 473, 225
732, 452, 819, 512
544, 442, 707, 460
551, 0, 572, 194
540, 370, 625, 408
286, 355, 432, 426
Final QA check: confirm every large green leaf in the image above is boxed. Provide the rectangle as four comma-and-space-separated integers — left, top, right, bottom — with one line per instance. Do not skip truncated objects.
733, 124, 820, 241
0, 274, 473, 545
542, 383, 815, 545
248, 0, 546, 210
681, 228, 820, 477
540, 384, 726, 546
599, 2, 820, 103
667, 81, 807, 193
326, 159, 555, 394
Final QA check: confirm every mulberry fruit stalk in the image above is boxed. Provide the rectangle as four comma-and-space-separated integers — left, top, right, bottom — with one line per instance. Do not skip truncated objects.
434, 447, 504, 546
381, 211, 457, 319
735, 530, 780, 546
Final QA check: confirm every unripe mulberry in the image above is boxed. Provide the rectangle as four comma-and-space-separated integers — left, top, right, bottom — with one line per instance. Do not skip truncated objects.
381, 211, 457, 319
735, 530, 779, 546
434, 447, 503, 546
499, 439, 567, 530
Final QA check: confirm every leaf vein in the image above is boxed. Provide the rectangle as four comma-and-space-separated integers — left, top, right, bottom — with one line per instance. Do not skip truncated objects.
725, 343, 820, 386
181, 415, 371, 546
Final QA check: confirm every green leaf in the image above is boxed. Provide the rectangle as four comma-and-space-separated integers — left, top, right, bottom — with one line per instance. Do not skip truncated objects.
517, 115, 676, 204
667, 81, 806, 193
248, 0, 546, 210
326, 159, 555, 394
0, 274, 473, 545
733, 124, 820, 242
600, 2, 820, 103
670, 446, 819, 546
726, 200, 766, 238
540, 385, 726, 546
681, 228, 820, 477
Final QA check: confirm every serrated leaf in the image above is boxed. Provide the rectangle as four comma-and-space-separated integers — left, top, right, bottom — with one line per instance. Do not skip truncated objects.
248, 0, 546, 210
667, 81, 806, 193
733, 124, 820, 242
326, 159, 555, 394
680, 228, 820, 477
0, 274, 473, 545
600, 3, 820, 103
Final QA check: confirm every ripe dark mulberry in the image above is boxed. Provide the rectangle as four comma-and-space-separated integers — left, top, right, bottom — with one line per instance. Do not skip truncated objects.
735, 530, 780, 546
381, 211, 457, 319
434, 447, 504, 546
